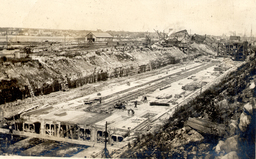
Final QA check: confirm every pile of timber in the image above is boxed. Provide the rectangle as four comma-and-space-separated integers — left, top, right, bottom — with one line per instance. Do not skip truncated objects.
149, 102, 170, 106
185, 117, 226, 137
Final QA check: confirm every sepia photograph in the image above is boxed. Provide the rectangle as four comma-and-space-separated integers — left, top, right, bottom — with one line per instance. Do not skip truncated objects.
0, 0, 255, 158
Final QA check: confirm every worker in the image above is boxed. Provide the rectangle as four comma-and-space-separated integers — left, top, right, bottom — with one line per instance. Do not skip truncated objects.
131, 109, 135, 116
122, 103, 126, 110
117, 100, 121, 107
99, 97, 102, 104
60, 127, 63, 137
144, 96, 147, 102
9, 125, 13, 134
134, 101, 137, 108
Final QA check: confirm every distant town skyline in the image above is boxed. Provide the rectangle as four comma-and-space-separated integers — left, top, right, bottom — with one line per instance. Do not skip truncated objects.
0, 0, 256, 36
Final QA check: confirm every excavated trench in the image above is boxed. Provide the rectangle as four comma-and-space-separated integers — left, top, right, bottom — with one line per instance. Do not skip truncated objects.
0, 51, 200, 105
1, 56, 255, 157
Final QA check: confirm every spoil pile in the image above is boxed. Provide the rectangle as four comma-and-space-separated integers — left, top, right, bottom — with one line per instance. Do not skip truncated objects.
181, 81, 201, 91
190, 42, 217, 56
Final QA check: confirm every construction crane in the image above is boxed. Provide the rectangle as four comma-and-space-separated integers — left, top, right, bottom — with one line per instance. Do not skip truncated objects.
154, 29, 168, 42
154, 29, 190, 48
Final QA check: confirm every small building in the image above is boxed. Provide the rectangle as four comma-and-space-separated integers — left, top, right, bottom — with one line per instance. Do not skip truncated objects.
230, 36, 240, 42
39, 30, 53, 36
85, 32, 113, 42
225, 41, 248, 61
14, 51, 27, 58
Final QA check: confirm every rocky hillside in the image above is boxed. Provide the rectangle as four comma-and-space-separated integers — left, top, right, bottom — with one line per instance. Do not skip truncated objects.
0, 43, 214, 105
119, 55, 256, 159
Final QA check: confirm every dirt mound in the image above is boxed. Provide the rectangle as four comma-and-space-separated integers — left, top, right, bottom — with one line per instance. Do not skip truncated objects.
182, 81, 201, 91
191, 43, 217, 56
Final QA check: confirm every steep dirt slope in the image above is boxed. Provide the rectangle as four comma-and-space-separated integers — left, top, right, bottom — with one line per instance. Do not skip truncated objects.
0, 43, 214, 105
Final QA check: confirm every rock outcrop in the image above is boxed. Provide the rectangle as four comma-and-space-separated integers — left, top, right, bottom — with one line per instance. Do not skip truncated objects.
238, 112, 252, 132
215, 136, 239, 157
220, 151, 239, 159
170, 129, 204, 148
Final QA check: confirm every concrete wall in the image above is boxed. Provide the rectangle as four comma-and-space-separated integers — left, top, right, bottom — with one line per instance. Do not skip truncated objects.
14, 120, 126, 144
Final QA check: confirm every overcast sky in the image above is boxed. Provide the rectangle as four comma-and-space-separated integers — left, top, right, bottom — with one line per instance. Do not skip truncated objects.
0, 0, 255, 36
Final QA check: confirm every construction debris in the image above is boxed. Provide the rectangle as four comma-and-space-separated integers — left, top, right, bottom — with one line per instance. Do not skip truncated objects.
149, 102, 169, 106
185, 117, 226, 136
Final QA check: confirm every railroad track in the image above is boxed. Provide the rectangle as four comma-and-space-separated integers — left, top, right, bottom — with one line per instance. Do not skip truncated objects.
86, 62, 217, 112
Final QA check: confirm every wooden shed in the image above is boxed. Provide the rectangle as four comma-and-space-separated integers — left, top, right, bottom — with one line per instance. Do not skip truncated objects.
85, 32, 113, 42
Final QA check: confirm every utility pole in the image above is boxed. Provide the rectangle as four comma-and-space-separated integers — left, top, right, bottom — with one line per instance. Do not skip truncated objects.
102, 121, 110, 158
104, 121, 107, 153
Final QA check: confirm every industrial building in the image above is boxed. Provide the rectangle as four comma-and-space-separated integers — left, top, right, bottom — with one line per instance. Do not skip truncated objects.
85, 32, 113, 42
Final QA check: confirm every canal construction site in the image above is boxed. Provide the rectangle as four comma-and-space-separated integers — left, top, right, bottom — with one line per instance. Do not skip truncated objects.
0, 29, 255, 158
